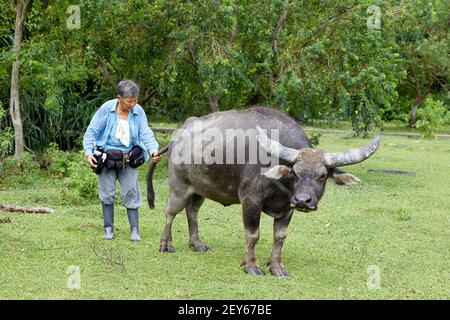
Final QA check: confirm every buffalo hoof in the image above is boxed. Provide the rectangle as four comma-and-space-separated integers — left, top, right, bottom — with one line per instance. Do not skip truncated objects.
244, 266, 265, 276
268, 263, 289, 278
159, 244, 175, 253
189, 241, 213, 252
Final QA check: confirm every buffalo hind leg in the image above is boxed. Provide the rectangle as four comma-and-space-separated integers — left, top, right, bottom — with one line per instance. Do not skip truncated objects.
240, 199, 264, 276
267, 210, 293, 277
160, 189, 190, 253
186, 194, 211, 252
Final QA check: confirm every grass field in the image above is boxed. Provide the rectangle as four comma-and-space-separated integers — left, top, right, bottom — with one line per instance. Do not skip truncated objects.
0, 132, 449, 299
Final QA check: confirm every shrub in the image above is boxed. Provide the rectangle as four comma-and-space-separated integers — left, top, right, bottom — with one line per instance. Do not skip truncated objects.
64, 150, 98, 202
37, 142, 73, 177
415, 98, 448, 139
0, 103, 14, 157
307, 132, 321, 147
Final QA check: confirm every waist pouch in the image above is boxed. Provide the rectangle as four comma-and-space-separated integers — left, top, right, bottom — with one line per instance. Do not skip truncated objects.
102, 146, 145, 171
105, 149, 126, 170
92, 151, 106, 175
128, 146, 145, 168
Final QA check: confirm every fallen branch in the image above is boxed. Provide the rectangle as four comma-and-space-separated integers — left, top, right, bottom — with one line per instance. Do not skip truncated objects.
0, 204, 54, 214
152, 127, 176, 133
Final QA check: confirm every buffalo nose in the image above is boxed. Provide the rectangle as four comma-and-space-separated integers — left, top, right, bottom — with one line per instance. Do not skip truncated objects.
294, 194, 312, 205
291, 194, 316, 210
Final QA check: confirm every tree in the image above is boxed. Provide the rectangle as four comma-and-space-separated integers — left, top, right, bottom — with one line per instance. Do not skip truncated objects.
9, 0, 31, 156
0, 0, 448, 154
260, 1, 405, 135
158, 0, 253, 115
395, 0, 450, 126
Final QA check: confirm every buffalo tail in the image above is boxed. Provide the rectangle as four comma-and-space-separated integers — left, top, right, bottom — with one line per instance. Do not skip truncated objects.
147, 145, 169, 209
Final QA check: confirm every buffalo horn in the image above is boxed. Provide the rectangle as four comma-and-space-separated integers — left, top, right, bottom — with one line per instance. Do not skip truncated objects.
324, 135, 381, 167
256, 126, 299, 163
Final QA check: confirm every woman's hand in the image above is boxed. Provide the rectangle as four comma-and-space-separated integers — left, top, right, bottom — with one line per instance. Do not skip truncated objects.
86, 155, 98, 168
152, 153, 162, 163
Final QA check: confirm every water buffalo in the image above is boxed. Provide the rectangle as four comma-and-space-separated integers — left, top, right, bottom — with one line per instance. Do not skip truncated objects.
147, 106, 381, 277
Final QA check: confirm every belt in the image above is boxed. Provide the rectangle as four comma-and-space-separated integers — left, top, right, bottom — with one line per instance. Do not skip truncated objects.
122, 151, 130, 169
104, 149, 132, 170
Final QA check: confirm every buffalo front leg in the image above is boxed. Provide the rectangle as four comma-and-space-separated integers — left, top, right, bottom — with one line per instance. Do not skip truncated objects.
186, 194, 211, 252
267, 210, 293, 277
240, 200, 264, 276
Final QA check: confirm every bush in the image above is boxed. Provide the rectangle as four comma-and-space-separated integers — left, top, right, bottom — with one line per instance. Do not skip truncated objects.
0, 102, 14, 157
415, 98, 448, 139
36, 142, 73, 177
0, 151, 37, 176
0, 151, 39, 190
307, 132, 321, 147
0, 142, 97, 203
64, 150, 98, 202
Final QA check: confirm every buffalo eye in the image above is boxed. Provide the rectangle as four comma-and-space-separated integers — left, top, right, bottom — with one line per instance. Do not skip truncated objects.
318, 173, 327, 180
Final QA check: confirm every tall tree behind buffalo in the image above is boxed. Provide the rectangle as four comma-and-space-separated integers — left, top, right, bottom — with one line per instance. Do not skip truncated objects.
9, 0, 31, 156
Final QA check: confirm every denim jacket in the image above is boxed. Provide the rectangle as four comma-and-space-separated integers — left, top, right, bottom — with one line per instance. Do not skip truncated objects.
83, 99, 159, 162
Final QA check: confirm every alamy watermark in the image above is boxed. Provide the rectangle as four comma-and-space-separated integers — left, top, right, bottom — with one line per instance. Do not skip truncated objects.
367, 5, 382, 30
367, 265, 381, 290
169, 121, 280, 173
67, 5, 81, 30
66, 265, 81, 290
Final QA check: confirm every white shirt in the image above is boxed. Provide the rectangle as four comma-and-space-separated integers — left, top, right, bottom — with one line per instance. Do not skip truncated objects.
115, 118, 130, 147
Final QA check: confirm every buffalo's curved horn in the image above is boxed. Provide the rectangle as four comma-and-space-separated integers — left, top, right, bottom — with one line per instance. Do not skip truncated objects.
324, 135, 381, 167
256, 126, 299, 163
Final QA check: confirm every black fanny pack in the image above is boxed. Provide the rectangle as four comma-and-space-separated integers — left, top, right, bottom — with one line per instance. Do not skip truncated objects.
105, 149, 125, 170
92, 150, 106, 174
92, 146, 145, 174
128, 146, 145, 168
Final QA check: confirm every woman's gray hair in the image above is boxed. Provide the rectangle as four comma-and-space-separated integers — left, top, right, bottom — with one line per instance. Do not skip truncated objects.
117, 80, 140, 98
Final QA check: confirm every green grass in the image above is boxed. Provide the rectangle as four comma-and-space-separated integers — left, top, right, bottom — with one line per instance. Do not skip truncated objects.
302, 120, 450, 135
0, 132, 449, 299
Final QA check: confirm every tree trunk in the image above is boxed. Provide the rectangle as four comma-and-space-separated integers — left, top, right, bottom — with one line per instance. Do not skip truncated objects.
9, 0, 31, 157
230, 19, 238, 43
272, 0, 289, 58
208, 96, 220, 113
409, 98, 421, 127
97, 58, 117, 92
409, 79, 435, 126
268, 0, 289, 99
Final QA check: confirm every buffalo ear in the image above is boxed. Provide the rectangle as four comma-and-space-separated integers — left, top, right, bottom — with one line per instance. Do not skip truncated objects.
263, 165, 292, 180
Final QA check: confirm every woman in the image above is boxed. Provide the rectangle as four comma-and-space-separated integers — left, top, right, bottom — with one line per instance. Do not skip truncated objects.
83, 80, 161, 241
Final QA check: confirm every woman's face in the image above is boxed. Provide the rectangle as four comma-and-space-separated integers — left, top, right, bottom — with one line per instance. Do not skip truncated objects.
118, 96, 138, 112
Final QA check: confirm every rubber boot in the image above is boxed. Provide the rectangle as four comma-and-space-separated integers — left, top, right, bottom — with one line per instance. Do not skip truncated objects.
102, 203, 114, 240
127, 208, 141, 241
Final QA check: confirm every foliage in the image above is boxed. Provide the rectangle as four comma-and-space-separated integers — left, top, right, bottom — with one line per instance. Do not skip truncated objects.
393, 0, 450, 124
36, 144, 98, 202
0, 141, 97, 202
64, 154, 98, 202
35, 142, 74, 177
0, 0, 449, 154
0, 101, 14, 157
415, 97, 448, 139
0, 150, 37, 186
272, 1, 405, 136
307, 132, 321, 147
